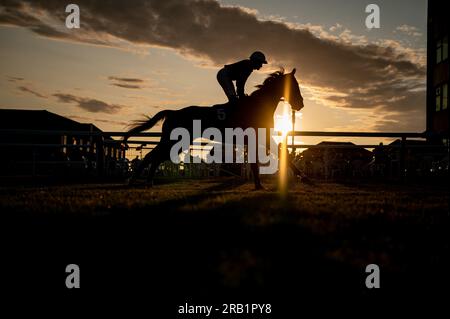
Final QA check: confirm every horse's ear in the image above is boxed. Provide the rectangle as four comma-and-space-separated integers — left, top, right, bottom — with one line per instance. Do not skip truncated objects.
291, 68, 296, 75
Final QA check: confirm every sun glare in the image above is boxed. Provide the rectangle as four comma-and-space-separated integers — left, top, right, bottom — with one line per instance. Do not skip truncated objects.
277, 115, 291, 137
275, 101, 293, 138
275, 100, 293, 198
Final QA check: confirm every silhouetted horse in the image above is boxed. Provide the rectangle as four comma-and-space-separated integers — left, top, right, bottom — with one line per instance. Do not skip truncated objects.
124, 68, 304, 189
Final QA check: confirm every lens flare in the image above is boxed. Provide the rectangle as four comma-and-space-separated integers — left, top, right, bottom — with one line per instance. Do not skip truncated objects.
275, 101, 292, 138
276, 101, 292, 198
279, 134, 288, 197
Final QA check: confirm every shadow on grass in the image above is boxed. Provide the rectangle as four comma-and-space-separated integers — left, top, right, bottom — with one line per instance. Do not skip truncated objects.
1, 178, 448, 309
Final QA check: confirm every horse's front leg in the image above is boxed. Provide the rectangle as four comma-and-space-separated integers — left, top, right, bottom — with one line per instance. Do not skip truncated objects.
250, 162, 263, 190
251, 132, 264, 190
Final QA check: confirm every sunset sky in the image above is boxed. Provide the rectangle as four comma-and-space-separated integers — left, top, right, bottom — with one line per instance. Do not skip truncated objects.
0, 0, 427, 145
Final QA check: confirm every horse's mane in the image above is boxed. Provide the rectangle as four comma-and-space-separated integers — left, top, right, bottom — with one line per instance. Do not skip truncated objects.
252, 68, 285, 95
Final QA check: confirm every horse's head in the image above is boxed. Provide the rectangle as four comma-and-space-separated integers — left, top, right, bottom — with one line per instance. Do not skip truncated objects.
283, 68, 304, 111
253, 68, 304, 112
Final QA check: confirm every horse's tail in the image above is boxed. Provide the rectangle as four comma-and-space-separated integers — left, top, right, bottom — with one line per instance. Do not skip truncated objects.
123, 110, 173, 142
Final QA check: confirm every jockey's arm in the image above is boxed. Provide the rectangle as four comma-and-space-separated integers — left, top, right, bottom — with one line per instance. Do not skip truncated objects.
236, 72, 250, 98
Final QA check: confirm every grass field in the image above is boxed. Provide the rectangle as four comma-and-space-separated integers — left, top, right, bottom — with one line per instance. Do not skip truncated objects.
1, 177, 449, 306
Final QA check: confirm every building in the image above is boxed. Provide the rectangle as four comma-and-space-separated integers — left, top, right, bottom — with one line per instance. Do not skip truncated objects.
426, 0, 449, 137
296, 142, 373, 179
373, 139, 446, 177
0, 109, 125, 177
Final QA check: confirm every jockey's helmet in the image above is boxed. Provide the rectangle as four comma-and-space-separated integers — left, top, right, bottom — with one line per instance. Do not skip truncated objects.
250, 51, 268, 64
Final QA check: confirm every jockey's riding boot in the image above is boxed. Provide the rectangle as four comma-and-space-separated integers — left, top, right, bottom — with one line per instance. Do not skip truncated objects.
228, 95, 238, 105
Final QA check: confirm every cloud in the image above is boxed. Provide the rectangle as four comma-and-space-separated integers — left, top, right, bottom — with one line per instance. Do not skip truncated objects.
108, 76, 144, 83
53, 93, 124, 113
0, 0, 426, 130
110, 83, 143, 89
107, 76, 146, 89
9, 78, 48, 99
17, 85, 48, 98
329, 23, 343, 32
221, 4, 259, 16
373, 112, 425, 132
6, 76, 25, 82
395, 24, 422, 37
5, 75, 128, 114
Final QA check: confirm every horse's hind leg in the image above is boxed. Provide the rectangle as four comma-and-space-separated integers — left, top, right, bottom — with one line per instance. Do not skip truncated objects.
288, 160, 313, 185
146, 144, 173, 186
146, 146, 162, 186
128, 146, 156, 185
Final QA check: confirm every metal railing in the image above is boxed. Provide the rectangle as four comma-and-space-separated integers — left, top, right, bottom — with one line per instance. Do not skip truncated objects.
0, 129, 447, 178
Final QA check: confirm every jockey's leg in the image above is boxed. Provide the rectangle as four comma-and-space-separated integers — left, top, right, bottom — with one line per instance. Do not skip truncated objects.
217, 68, 237, 102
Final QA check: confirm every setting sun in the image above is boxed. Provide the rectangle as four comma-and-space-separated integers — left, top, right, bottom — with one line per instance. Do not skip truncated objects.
275, 101, 293, 137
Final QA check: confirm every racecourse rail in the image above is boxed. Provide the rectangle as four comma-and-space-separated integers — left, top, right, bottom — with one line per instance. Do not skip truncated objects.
0, 128, 445, 150
1, 129, 448, 178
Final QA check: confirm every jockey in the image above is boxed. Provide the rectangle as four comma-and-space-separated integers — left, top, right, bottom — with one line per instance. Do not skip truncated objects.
217, 51, 267, 103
